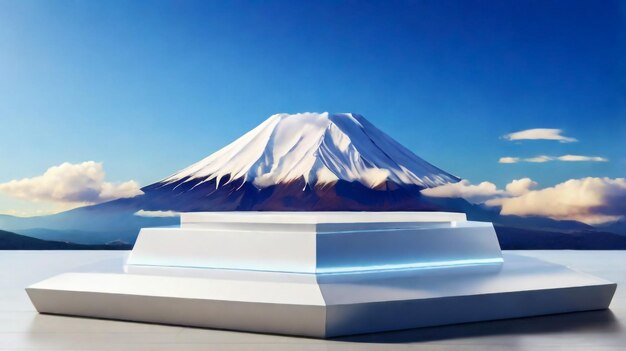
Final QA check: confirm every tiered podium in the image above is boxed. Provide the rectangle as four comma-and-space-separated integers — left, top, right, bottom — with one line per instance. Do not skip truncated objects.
27, 212, 616, 338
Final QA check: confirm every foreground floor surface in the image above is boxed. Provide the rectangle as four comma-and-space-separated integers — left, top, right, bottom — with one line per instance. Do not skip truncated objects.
1, 250, 624, 350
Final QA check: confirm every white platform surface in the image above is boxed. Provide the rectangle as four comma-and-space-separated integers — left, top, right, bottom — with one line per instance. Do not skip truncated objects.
1, 250, 624, 350
127, 220, 501, 274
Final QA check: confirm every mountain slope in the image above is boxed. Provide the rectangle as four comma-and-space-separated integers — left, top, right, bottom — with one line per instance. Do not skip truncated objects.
160, 112, 459, 190
140, 112, 459, 212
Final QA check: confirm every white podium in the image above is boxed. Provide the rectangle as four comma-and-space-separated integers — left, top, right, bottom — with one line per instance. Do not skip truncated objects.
27, 212, 616, 338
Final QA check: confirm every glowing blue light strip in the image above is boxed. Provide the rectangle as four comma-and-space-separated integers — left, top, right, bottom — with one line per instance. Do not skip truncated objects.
127, 258, 504, 275
315, 258, 504, 274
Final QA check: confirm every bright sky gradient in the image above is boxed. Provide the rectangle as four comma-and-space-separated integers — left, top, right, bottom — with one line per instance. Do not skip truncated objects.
0, 1, 624, 215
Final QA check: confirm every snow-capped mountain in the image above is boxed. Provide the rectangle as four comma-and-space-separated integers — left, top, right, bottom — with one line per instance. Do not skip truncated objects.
136, 112, 459, 211
160, 112, 459, 190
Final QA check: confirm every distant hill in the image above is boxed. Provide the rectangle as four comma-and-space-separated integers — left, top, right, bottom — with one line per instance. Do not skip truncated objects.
0, 210, 178, 245
495, 226, 626, 250
0, 229, 131, 250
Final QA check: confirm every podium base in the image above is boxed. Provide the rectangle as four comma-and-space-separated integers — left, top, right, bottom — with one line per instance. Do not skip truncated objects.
27, 253, 616, 338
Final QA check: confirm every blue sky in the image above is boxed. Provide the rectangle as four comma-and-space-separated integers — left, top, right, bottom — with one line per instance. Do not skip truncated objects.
0, 1, 624, 215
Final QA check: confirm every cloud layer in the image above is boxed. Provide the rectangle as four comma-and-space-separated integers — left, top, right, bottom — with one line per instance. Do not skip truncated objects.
0, 161, 143, 205
502, 128, 577, 143
499, 155, 608, 164
496, 178, 626, 224
421, 180, 504, 203
422, 177, 626, 225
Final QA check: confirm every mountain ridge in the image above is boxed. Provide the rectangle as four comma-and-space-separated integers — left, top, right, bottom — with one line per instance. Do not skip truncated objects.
159, 112, 460, 191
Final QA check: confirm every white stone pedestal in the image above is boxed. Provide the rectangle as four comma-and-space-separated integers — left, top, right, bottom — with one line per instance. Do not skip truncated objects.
26, 212, 616, 338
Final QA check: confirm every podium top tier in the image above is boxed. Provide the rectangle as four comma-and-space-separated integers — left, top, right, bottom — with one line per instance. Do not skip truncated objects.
133, 212, 499, 274
181, 211, 466, 225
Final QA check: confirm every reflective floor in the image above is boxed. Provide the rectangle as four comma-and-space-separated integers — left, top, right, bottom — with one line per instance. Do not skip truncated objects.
1, 250, 624, 350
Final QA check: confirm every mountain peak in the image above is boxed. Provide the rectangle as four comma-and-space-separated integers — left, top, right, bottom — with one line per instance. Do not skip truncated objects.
162, 112, 459, 189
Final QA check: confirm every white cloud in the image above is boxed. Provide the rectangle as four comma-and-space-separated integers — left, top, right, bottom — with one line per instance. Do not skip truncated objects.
497, 177, 626, 225
557, 155, 608, 162
499, 155, 608, 164
0, 161, 143, 205
505, 178, 538, 196
423, 177, 626, 225
498, 157, 520, 164
525, 155, 553, 163
134, 210, 180, 217
421, 180, 504, 204
503, 128, 577, 143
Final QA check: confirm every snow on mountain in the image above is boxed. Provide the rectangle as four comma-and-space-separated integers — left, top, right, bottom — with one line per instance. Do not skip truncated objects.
161, 112, 459, 189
